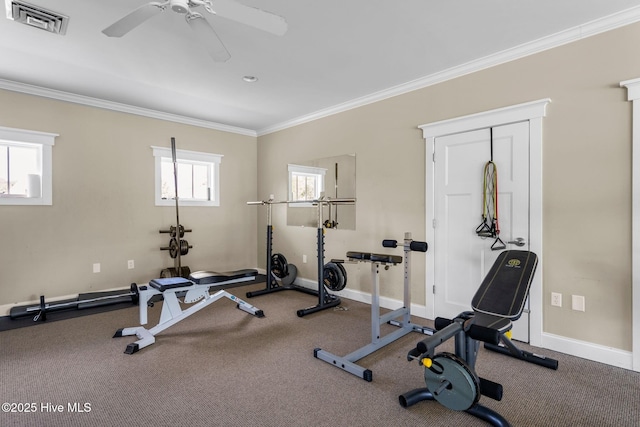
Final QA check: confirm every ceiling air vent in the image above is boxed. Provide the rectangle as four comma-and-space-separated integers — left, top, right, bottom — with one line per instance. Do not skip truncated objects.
5, 0, 68, 35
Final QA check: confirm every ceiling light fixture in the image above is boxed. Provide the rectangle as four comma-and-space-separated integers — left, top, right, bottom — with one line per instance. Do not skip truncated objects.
243, 76, 258, 83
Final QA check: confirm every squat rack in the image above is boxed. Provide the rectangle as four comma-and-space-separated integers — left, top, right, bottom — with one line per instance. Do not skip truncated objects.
246, 196, 315, 299
247, 195, 355, 317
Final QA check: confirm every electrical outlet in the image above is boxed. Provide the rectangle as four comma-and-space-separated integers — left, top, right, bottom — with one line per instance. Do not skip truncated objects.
127, 260, 135, 269
551, 292, 562, 307
572, 295, 586, 312
93, 263, 101, 273
303, 254, 307, 264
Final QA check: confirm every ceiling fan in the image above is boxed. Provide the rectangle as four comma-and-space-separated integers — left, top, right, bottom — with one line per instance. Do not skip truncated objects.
101, 0, 288, 62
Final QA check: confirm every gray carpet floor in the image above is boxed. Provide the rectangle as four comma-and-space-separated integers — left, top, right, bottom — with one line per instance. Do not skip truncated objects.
1, 282, 638, 426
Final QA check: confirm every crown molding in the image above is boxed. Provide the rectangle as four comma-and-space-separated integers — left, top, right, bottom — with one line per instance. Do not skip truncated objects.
0, 79, 257, 137
257, 5, 640, 136
2, 5, 640, 139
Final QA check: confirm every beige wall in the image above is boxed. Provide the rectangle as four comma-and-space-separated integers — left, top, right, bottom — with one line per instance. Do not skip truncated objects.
257, 22, 640, 351
0, 90, 258, 309
2, 20, 637, 352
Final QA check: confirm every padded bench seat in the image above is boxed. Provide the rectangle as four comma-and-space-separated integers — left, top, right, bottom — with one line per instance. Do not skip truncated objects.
471, 250, 538, 320
189, 269, 258, 285
346, 251, 402, 265
471, 312, 511, 333
149, 277, 194, 292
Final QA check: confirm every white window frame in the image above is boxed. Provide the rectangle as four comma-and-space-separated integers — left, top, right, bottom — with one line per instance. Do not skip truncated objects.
152, 146, 222, 207
288, 164, 326, 207
0, 126, 57, 206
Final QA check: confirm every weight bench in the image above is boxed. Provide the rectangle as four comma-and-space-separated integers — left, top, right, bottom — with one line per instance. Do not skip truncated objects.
399, 250, 558, 427
114, 269, 264, 354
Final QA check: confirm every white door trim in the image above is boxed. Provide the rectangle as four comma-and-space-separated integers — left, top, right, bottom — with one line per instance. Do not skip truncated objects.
420, 98, 550, 347
620, 78, 640, 372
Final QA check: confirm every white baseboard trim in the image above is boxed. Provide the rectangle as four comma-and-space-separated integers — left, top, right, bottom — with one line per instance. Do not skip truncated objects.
541, 332, 634, 371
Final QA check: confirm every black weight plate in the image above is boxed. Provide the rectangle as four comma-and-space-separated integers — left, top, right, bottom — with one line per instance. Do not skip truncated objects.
281, 264, 298, 286
271, 253, 289, 278
336, 262, 347, 290
423, 352, 480, 411
169, 238, 179, 259
323, 262, 346, 292
177, 266, 191, 279
130, 283, 139, 305
180, 240, 189, 256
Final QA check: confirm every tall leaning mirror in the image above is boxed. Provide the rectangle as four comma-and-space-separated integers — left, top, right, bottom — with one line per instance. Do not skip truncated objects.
287, 154, 356, 230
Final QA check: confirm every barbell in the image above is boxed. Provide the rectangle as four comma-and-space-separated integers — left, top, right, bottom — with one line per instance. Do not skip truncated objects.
22, 283, 140, 322
159, 225, 192, 238
160, 238, 192, 259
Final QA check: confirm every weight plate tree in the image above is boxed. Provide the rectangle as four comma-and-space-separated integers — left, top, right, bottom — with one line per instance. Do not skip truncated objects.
159, 137, 192, 278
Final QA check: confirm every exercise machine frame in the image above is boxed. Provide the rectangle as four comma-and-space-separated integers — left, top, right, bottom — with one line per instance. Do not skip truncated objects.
114, 270, 264, 354
314, 233, 434, 381
399, 250, 558, 426
246, 195, 355, 317
296, 196, 355, 317
400, 312, 511, 426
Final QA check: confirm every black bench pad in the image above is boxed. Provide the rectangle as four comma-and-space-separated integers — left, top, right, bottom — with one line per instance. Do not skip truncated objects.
346, 251, 402, 264
471, 250, 538, 320
189, 269, 258, 285
472, 312, 512, 333
149, 277, 194, 292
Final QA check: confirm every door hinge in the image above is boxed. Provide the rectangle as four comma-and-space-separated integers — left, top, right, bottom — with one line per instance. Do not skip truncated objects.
432, 152, 435, 162
432, 219, 436, 229
432, 285, 436, 294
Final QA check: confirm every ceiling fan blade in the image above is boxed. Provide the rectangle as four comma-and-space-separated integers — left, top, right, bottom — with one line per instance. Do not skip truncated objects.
209, 0, 288, 36
186, 13, 231, 62
102, 2, 166, 37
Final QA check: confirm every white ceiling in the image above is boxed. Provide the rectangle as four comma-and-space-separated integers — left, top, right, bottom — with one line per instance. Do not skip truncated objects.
2, 0, 640, 135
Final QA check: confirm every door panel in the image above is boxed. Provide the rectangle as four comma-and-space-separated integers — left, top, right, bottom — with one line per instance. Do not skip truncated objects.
434, 121, 530, 341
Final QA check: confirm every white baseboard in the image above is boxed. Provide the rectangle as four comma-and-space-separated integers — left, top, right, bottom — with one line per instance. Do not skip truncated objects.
542, 332, 634, 371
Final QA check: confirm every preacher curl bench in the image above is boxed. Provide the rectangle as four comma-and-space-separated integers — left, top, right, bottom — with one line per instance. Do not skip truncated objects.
114, 269, 264, 354
399, 250, 558, 427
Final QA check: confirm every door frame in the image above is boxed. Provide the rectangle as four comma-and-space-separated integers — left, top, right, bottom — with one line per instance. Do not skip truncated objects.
621, 78, 640, 372
420, 98, 550, 347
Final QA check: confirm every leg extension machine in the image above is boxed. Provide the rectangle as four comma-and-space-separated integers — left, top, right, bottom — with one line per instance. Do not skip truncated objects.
114, 269, 264, 354
399, 250, 558, 426
314, 233, 433, 381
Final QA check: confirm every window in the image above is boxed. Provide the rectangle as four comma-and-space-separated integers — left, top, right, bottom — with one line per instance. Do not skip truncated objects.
0, 126, 57, 206
288, 164, 326, 206
152, 146, 222, 207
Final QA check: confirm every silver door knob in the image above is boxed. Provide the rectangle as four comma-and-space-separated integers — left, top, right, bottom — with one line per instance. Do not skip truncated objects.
508, 237, 526, 246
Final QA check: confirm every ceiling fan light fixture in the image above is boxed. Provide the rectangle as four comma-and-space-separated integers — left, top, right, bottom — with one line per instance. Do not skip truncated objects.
170, 0, 189, 14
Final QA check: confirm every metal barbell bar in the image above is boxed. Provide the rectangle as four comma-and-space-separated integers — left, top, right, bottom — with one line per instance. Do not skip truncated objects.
25, 283, 140, 322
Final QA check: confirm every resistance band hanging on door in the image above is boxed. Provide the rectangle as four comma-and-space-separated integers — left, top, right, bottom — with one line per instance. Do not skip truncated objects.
475, 128, 506, 251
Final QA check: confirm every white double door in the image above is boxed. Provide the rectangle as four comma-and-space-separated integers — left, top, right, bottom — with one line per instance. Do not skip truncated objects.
433, 121, 530, 341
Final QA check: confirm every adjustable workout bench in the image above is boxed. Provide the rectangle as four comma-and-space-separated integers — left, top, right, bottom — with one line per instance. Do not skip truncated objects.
114, 269, 264, 354
399, 250, 558, 427
314, 233, 433, 381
